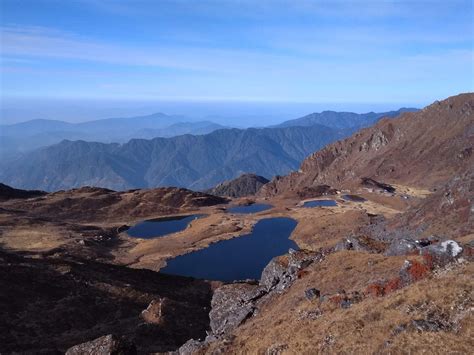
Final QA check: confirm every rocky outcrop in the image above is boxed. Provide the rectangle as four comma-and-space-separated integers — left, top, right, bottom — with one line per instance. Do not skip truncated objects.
65, 334, 136, 355
177, 249, 328, 352
209, 283, 263, 335
205, 173, 270, 198
260, 249, 322, 292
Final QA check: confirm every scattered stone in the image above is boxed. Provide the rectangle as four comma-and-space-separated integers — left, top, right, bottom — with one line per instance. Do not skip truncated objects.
177, 339, 206, 355
266, 343, 289, 354
411, 319, 446, 332
385, 238, 420, 256
361, 177, 396, 193
65, 334, 136, 355
297, 309, 323, 320
304, 288, 320, 301
335, 236, 384, 253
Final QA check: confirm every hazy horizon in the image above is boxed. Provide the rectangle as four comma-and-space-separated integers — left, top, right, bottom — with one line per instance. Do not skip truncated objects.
0, 97, 425, 126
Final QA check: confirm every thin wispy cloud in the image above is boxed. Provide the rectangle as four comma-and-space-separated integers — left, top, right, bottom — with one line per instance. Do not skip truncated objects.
1, 0, 472, 104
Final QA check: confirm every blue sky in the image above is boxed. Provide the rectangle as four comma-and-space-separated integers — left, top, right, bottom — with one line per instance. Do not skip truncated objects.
0, 0, 473, 123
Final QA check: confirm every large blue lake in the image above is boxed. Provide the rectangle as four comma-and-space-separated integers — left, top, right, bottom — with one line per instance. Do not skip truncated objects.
127, 214, 205, 239
160, 217, 298, 281
227, 203, 272, 214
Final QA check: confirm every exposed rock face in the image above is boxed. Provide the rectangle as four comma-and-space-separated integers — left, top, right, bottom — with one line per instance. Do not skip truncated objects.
361, 177, 395, 193
179, 249, 325, 354
260, 93, 474, 197
65, 334, 136, 355
334, 236, 387, 253
260, 249, 320, 292
209, 283, 263, 335
177, 249, 328, 353
205, 173, 270, 198
384, 238, 421, 256
295, 184, 338, 199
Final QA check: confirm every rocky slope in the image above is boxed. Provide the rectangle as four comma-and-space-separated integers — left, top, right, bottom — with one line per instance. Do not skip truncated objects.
204, 173, 269, 197
260, 93, 473, 197
0, 124, 351, 191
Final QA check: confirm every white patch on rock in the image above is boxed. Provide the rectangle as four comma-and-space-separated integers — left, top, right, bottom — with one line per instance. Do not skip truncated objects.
440, 240, 463, 257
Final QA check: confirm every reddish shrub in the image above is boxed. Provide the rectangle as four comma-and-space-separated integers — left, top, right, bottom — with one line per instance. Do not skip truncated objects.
366, 283, 385, 297
407, 260, 430, 281
384, 277, 402, 294
297, 269, 309, 279
463, 245, 474, 258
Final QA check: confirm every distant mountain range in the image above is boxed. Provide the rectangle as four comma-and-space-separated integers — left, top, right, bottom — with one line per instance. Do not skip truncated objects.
0, 125, 354, 191
0, 113, 226, 158
275, 108, 418, 129
0, 107, 417, 191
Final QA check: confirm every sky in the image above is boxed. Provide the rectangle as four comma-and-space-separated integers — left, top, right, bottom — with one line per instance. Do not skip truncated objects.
0, 0, 473, 124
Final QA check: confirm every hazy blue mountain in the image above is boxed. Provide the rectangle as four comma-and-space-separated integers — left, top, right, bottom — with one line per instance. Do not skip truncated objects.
1, 113, 185, 137
130, 121, 227, 139
0, 113, 226, 157
0, 125, 353, 192
276, 108, 418, 129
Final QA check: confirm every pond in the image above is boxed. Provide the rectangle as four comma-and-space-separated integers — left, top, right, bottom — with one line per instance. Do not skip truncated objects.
227, 203, 273, 214
127, 214, 205, 239
342, 194, 367, 202
302, 199, 337, 208
160, 217, 298, 281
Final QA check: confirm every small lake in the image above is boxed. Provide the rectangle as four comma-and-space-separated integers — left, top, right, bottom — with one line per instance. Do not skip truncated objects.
160, 217, 298, 281
303, 199, 337, 208
127, 214, 205, 239
342, 194, 367, 202
227, 203, 273, 214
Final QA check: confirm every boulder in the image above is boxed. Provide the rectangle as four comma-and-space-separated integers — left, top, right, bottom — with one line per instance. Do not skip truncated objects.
334, 237, 375, 253
260, 250, 320, 292
421, 240, 463, 266
384, 238, 420, 256
177, 338, 206, 355
141, 298, 166, 324
304, 288, 321, 301
65, 334, 136, 355
209, 283, 262, 335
